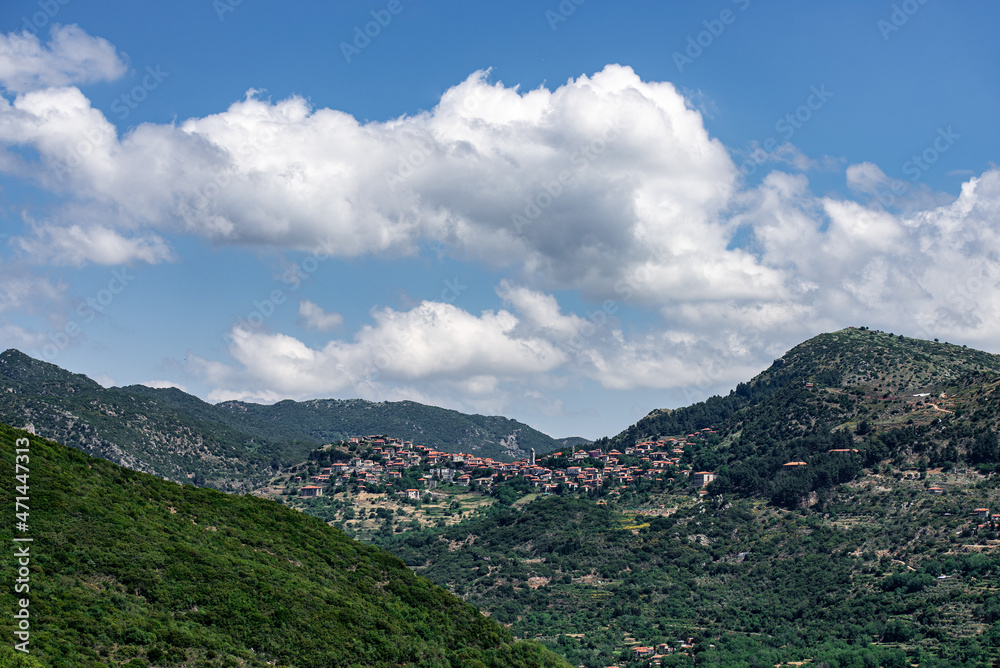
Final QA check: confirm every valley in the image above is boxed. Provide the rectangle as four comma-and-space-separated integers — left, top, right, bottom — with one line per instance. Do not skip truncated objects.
4, 327, 1000, 667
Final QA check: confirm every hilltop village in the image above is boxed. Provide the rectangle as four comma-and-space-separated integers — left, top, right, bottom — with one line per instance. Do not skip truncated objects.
283, 430, 721, 501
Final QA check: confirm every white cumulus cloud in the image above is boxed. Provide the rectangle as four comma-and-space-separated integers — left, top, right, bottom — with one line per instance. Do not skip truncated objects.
1, 55, 742, 292
297, 299, 344, 332
140, 380, 188, 392
14, 223, 172, 267
200, 300, 570, 403
0, 25, 127, 93
2, 25, 1000, 418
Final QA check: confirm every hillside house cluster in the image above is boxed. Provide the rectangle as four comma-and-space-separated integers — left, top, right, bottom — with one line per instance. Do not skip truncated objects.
621, 637, 696, 664
296, 431, 718, 498
971, 507, 1000, 532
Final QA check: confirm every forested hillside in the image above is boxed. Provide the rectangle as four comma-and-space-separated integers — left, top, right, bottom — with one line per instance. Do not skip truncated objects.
363, 329, 1000, 666
613, 328, 1000, 506
0, 423, 570, 668
613, 327, 1000, 450
6, 329, 1000, 667
382, 489, 1000, 667
0, 350, 294, 491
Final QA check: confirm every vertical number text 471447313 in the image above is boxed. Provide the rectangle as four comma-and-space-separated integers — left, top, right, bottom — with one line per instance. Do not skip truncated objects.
13, 436, 33, 654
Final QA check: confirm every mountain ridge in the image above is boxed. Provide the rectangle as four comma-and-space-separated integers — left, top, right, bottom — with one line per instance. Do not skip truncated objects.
364, 329, 1000, 666
5, 330, 1000, 665
0, 349, 562, 492
611, 327, 1000, 446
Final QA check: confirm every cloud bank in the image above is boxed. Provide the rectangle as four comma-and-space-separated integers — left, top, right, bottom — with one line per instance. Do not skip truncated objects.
2, 26, 998, 418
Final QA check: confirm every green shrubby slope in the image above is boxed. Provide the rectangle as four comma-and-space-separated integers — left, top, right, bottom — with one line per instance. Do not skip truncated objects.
0, 423, 570, 668
382, 492, 1000, 667
610, 329, 1000, 506
371, 330, 1000, 666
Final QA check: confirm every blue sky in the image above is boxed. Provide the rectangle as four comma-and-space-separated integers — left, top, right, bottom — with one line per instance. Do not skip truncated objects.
0, 0, 998, 439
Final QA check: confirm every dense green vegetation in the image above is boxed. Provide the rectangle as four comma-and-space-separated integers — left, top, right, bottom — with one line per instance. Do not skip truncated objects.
0, 350, 561, 492
614, 328, 1000, 450
380, 489, 1000, 667
361, 330, 1000, 666
0, 423, 570, 668
613, 329, 1000, 507
7, 329, 1000, 667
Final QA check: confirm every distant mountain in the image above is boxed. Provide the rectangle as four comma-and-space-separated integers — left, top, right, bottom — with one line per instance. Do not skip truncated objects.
208, 396, 561, 462
556, 436, 593, 449
0, 350, 561, 491
0, 423, 570, 668
0, 349, 290, 492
